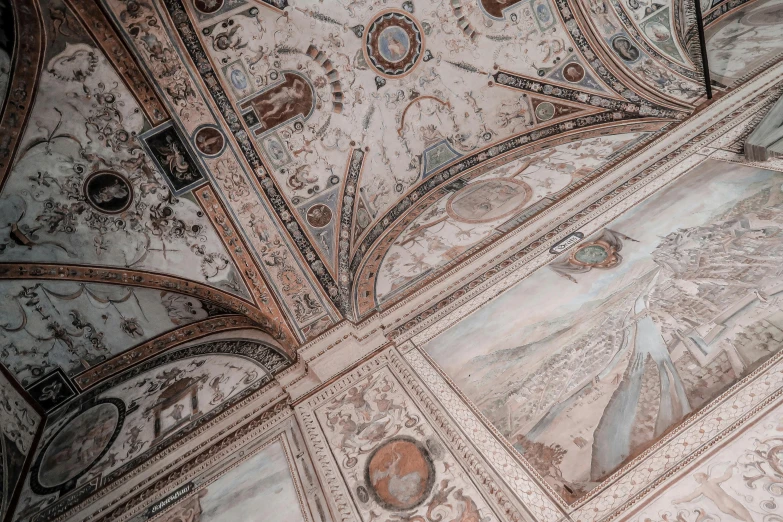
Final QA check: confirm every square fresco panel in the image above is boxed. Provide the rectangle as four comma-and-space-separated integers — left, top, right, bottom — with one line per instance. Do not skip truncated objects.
424, 159, 783, 502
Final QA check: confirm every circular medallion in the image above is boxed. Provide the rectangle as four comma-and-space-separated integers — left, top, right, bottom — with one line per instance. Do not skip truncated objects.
611, 36, 640, 63
365, 437, 435, 511
306, 203, 333, 228
644, 22, 671, 42
193, 0, 223, 14
84, 171, 133, 214
194, 126, 225, 156
364, 10, 424, 77
535, 101, 556, 121
33, 399, 125, 494
562, 62, 585, 83
446, 178, 532, 224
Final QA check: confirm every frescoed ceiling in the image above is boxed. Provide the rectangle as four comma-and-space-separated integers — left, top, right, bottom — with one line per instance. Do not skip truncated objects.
1, 0, 783, 520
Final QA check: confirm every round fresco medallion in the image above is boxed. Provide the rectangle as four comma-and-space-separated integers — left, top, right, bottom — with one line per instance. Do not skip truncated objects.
84, 171, 133, 214
562, 62, 585, 83
36, 401, 123, 491
194, 126, 225, 156
611, 36, 640, 62
193, 0, 223, 14
446, 178, 532, 224
644, 22, 671, 42
364, 10, 424, 77
306, 203, 333, 228
365, 437, 435, 511
535, 101, 556, 121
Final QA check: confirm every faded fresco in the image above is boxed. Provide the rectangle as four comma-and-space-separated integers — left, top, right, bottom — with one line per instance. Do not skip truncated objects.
706, 0, 783, 86
425, 159, 783, 501
0, 31, 249, 299
157, 440, 306, 522
376, 132, 647, 302
626, 400, 783, 522
14, 342, 285, 521
0, 371, 40, 522
313, 366, 500, 522
0, 280, 226, 387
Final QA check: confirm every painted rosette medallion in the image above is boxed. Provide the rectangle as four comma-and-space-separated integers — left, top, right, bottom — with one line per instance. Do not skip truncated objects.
364, 436, 435, 511
364, 11, 424, 77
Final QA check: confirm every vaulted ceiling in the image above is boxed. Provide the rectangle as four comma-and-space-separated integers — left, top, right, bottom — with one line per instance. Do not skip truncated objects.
1, 0, 781, 520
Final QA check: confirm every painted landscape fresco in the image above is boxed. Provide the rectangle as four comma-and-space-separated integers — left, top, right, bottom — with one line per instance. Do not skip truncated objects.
158, 441, 305, 522
425, 159, 783, 501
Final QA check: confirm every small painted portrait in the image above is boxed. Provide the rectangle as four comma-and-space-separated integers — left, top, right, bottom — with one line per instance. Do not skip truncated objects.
612, 36, 640, 62
84, 171, 133, 214
222, 61, 253, 99
378, 26, 410, 63
261, 134, 292, 169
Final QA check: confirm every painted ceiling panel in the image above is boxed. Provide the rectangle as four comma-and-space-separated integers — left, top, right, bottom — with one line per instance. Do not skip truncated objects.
3, 0, 783, 520
0, 37, 251, 301
0, 280, 230, 389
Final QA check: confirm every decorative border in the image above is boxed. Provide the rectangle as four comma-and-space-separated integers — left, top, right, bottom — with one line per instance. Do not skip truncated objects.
0, 0, 44, 193
160, 0, 345, 314
194, 185, 297, 344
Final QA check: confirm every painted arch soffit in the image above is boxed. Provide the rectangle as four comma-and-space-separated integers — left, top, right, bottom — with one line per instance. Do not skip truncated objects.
90, 0, 705, 320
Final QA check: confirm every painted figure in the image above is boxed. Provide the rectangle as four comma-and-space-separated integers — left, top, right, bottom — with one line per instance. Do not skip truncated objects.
673, 465, 754, 522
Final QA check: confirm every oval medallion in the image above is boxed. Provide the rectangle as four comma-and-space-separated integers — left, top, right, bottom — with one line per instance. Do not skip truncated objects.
535, 101, 556, 121
446, 178, 532, 224
574, 244, 610, 265
84, 171, 133, 214
365, 437, 435, 511
37, 401, 122, 490
562, 62, 585, 83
